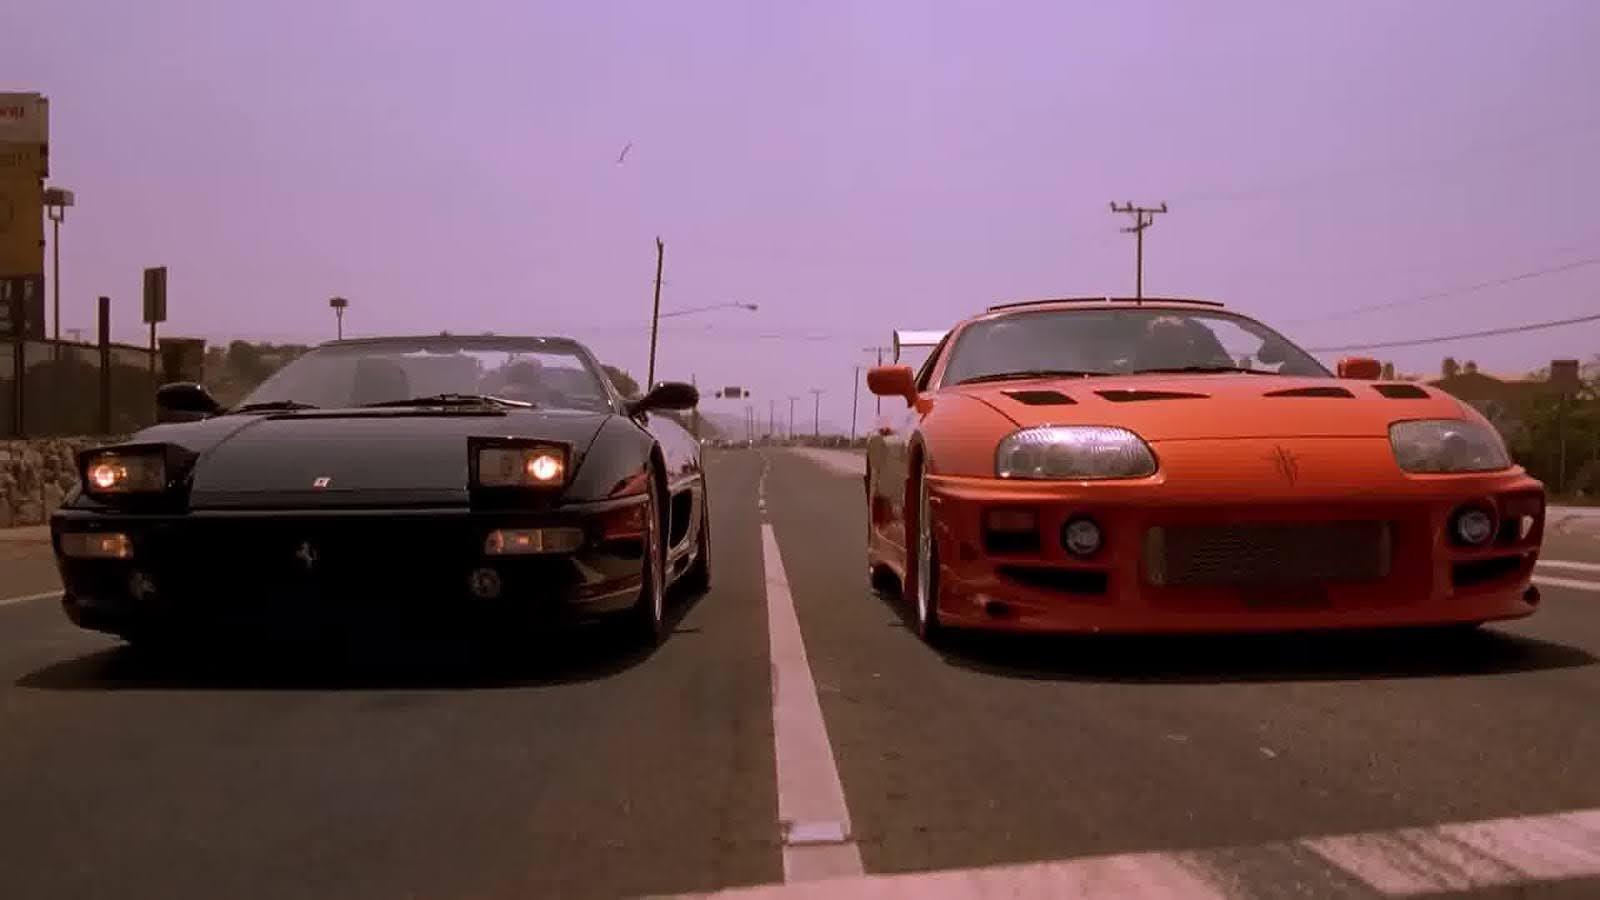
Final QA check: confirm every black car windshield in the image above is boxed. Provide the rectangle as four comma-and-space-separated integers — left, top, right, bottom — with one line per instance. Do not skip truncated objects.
938, 307, 1330, 385
237, 337, 615, 413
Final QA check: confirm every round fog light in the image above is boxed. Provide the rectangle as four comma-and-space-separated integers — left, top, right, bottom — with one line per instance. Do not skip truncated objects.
1062, 517, 1103, 557
1453, 508, 1494, 546
469, 567, 503, 599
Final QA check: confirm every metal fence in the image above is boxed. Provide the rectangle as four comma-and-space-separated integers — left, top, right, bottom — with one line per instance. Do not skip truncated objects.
1, 338, 157, 438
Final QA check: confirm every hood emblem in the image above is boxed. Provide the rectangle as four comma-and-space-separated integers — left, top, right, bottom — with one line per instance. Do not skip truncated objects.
295, 541, 319, 571
1270, 446, 1301, 485
312, 476, 332, 489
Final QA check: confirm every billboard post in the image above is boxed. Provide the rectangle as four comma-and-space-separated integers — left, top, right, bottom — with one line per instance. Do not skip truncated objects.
144, 266, 168, 413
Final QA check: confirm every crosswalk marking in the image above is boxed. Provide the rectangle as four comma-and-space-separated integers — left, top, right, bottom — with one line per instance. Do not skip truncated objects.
680, 807, 1600, 898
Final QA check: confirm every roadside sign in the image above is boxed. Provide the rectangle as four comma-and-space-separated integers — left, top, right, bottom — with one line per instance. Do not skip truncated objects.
0, 275, 44, 339
143, 266, 168, 324
0, 177, 44, 276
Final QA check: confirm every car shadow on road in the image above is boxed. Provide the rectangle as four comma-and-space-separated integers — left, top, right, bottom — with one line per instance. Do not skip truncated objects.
932, 627, 1595, 685
869, 586, 1596, 684
17, 590, 709, 692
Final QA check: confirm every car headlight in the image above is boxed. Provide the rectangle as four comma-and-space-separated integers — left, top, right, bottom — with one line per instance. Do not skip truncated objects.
81, 449, 168, 495
996, 426, 1157, 480
473, 441, 569, 488
1388, 419, 1510, 473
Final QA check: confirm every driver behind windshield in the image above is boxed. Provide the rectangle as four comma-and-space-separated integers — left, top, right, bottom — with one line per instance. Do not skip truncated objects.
481, 359, 548, 404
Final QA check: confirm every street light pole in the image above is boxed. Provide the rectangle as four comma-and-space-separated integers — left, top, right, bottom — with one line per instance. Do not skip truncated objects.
810, 388, 824, 441
659, 301, 758, 319
329, 296, 349, 340
43, 187, 75, 341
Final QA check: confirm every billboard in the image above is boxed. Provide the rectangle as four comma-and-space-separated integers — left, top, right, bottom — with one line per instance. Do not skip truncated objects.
0, 94, 49, 145
0, 176, 44, 277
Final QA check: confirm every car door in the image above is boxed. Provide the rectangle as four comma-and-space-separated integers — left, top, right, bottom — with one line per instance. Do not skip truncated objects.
867, 335, 948, 562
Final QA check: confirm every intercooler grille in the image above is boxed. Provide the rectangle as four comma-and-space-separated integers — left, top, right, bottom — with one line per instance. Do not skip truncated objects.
1143, 522, 1391, 587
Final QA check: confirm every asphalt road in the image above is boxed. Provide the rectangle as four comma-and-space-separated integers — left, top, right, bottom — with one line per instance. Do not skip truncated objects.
2, 449, 1599, 898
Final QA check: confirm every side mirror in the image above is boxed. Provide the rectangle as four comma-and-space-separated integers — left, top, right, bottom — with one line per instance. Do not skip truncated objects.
156, 382, 221, 422
1336, 356, 1382, 380
867, 365, 918, 407
628, 380, 699, 415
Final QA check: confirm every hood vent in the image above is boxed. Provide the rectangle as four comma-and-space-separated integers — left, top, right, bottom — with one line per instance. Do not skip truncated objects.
1374, 383, 1430, 399
1096, 389, 1207, 403
1001, 389, 1076, 406
1264, 386, 1354, 399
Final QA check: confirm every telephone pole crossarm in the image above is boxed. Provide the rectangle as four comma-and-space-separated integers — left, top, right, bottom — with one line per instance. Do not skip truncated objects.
1108, 201, 1168, 300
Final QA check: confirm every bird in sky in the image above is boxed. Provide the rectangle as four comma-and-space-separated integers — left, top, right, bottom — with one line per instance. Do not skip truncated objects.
616, 142, 633, 165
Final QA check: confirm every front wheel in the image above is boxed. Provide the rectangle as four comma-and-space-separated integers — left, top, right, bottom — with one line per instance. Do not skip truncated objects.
625, 469, 668, 646
907, 463, 945, 644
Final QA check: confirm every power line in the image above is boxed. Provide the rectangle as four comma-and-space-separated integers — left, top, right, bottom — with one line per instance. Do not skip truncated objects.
1284, 255, 1600, 325
1306, 311, 1600, 353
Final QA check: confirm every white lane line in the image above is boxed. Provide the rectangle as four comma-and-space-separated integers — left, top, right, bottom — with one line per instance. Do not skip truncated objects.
677, 807, 1600, 899
760, 516, 863, 880
0, 589, 62, 609
1533, 575, 1600, 593
1536, 558, 1600, 574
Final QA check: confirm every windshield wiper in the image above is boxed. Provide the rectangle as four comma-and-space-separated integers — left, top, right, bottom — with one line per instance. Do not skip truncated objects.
1130, 366, 1279, 375
957, 369, 1105, 385
360, 393, 534, 409
233, 400, 320, 413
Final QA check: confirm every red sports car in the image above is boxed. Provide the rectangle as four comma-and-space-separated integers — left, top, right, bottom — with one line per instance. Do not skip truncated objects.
864, 297, 1545, 640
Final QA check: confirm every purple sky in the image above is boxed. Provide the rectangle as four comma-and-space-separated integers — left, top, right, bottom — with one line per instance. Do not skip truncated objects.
8, 1, 1599, 430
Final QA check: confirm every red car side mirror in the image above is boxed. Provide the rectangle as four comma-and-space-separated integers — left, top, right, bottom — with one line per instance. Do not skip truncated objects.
867, 365, 918, 407
1337, 356, 1382, 380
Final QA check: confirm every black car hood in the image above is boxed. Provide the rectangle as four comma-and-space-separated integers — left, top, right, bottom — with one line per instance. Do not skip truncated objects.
169, 408, 612, 509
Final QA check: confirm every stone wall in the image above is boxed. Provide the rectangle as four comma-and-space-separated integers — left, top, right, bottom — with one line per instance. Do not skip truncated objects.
0, 437, 117, 528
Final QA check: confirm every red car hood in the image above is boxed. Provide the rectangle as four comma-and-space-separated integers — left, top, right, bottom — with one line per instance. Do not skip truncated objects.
954, 374, 1466, 441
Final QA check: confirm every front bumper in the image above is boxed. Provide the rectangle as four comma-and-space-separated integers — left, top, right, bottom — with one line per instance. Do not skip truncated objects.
50, 496, 652, 637
924, 465, 1545, 635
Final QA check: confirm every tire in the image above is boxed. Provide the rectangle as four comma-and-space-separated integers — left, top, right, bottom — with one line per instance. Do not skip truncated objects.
907, 461, 945, 644
625, 467, 668, 646
678, 480, 712, 595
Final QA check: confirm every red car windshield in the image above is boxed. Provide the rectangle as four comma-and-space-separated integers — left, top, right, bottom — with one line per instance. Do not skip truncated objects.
938, 308, 1330, 385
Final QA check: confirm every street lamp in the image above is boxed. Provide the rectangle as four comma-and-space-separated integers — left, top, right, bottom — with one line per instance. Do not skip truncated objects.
329, 296, 349, 339
646, 294, 757, 387
659, 301, 759, 319
43, 187, 75, 341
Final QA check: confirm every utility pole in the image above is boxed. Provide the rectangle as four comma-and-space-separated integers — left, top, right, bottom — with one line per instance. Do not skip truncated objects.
851, 365, 861, 441
810, 388, 824, 440
863, 346, 886, 415
769, 398, 776, 438
788, 395, 797, 439
1109, 201, 1168, 300
646, 237, 665, 389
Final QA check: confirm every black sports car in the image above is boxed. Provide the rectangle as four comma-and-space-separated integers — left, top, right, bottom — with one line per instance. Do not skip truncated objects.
49, 334, 709, 647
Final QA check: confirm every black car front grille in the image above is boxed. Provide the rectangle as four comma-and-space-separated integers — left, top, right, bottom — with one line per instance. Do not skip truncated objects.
1143, 522, 1392, 587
